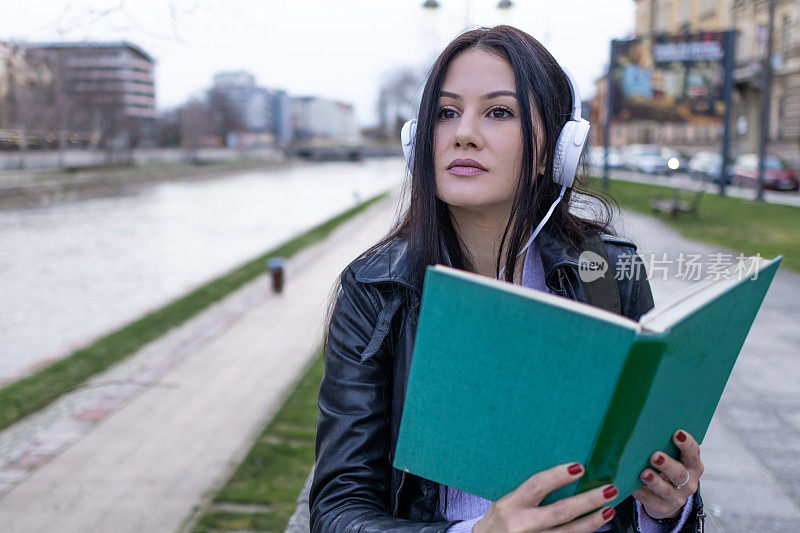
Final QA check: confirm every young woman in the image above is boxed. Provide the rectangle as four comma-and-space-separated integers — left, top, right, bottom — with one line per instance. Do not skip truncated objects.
310, 25, 704, 533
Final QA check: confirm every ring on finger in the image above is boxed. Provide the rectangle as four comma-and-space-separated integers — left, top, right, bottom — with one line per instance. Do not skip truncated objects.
673, 471, 690, 490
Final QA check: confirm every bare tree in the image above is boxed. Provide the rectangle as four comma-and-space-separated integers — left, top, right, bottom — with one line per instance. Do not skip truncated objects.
376, 66, 423, 140
157, 108, 180, 147
179, 98, 220, 162
207, 88, 245, 145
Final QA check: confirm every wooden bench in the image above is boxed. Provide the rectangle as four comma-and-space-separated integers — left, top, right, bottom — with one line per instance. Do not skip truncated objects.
650, 189, 704, 218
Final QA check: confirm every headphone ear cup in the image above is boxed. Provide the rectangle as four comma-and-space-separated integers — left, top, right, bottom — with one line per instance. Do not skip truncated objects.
401, 119, 417, 175
552, 120, 575, 185
552, 119, 590, 189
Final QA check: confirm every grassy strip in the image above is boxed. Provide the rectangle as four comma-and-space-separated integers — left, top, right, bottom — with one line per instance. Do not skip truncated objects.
0, 192, 388, 430
193, 348, 324, 533
590, 177, 800, 271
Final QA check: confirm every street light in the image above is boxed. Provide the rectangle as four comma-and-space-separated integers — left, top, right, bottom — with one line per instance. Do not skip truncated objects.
421, 1, 514, 21
756, 0, 776, 202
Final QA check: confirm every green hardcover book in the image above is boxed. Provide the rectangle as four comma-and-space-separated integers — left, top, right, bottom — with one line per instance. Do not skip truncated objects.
393, 255, 781, 504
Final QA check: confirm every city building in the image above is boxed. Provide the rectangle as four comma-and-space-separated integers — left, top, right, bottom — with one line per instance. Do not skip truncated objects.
635, 0, 733, 35
0, 41, 59, 149
30, 41, 157, 148
208, 71, 292, 148
731, 0, 800, 158
291, 96, 361, 146
591, 0, 799, 165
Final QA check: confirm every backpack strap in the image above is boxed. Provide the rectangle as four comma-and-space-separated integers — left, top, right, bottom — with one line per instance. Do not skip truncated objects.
580, 234, 622, 315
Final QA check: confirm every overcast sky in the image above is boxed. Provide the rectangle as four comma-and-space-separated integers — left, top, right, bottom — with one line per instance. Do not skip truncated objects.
2, 0, 635, 127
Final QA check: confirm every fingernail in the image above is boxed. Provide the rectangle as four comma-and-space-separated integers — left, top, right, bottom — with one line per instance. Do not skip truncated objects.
567, 463, 583, 475
602, 507, 616, 520
642, 472, 654, 482
676, 431, 687, 442
603, 485, 618, 499
654, 454, 665, 466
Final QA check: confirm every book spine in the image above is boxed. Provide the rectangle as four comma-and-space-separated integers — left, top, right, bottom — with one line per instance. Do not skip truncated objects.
577, 337, 667, 493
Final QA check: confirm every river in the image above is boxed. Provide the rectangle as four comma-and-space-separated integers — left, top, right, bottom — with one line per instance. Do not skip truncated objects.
0, 158, 405, 385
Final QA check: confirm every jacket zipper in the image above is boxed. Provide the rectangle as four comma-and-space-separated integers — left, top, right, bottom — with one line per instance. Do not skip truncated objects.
548, 260, 578, 284
392, 471, 406, 516
611, 510, 625, 532
556, 267, 568, 296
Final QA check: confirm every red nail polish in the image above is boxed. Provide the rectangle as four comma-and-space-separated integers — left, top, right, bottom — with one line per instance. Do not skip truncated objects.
602, 507, 616, 520
643, 472, 654, 482
603, 486, 618, 499
676, 431, 687, 442
568, 463, 583, 475
654, 454, 665, 466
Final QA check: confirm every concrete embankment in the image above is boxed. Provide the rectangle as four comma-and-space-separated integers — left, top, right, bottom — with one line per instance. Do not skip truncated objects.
0, 145, 403, 209
0, 157, 288, 209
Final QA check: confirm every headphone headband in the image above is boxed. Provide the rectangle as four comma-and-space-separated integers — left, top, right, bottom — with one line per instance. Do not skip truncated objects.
561, 66, 582, 122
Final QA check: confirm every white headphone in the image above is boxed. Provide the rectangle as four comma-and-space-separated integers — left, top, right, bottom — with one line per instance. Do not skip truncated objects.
552, 67, 591, 189
401, 66, 590, 280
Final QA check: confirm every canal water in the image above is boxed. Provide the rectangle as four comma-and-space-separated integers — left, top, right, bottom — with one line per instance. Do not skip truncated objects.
0, 158, 405, 386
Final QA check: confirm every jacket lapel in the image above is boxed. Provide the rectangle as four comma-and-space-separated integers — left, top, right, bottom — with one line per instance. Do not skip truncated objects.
354, 230, 582, 290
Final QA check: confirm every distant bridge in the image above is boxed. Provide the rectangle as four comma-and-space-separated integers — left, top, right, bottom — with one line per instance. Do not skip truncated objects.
287, 144, 402, 161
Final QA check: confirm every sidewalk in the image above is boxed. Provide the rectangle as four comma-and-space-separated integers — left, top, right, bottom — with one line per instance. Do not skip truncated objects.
0, 189, 400, 532
616, 210, 800, 531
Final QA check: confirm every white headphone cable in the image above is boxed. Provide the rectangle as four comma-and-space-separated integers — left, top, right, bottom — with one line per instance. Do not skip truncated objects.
497, 184, 567, 281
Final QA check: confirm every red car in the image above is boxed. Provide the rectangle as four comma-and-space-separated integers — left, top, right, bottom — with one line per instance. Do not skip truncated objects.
732, 154, 800, 191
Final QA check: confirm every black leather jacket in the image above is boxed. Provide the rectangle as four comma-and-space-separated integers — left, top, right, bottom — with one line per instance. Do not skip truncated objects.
310, 229, 704, 532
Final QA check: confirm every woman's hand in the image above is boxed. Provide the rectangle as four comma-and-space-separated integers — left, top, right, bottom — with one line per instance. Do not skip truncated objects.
473, 462, 618, 533
632, 429, 704, 520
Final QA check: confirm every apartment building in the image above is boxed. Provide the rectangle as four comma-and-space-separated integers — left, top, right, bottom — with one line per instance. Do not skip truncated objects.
0, 42, 59, 148
730, 0, 800, 156
209, 71, 292, 148
591, 0, 798, 163
291, 96, 361, 146
32, 41, 157, 147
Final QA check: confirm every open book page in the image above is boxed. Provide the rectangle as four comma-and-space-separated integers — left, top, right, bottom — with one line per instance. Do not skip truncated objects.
610, 255, 780, 500
639, 255, 773, 334
431, 265, 640, 332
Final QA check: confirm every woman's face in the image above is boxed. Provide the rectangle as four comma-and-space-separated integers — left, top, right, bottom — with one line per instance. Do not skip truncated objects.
434, 47, 534, 218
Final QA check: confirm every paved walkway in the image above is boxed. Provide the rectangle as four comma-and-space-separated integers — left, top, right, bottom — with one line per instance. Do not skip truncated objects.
617, 209, 800, 532
1, 187, 798, 532
0, 190, 399, 532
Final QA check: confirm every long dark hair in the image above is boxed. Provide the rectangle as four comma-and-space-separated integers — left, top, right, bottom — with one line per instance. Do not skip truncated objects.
325, 25, 617, 334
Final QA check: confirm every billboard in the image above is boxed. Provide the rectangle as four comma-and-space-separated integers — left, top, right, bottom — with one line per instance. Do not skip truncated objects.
609, 32, 731, 124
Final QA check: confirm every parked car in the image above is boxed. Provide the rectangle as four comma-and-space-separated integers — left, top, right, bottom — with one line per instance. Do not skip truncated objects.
586, 146, 624, 171
687, 151, 730, 183
731, 154, 799, 191
623, 144, 666, 174
622, 145, 685, 175
660, 147, 688, 173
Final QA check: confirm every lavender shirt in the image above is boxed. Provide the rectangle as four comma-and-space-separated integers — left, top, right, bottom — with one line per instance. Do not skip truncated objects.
437, 240, 694, 532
